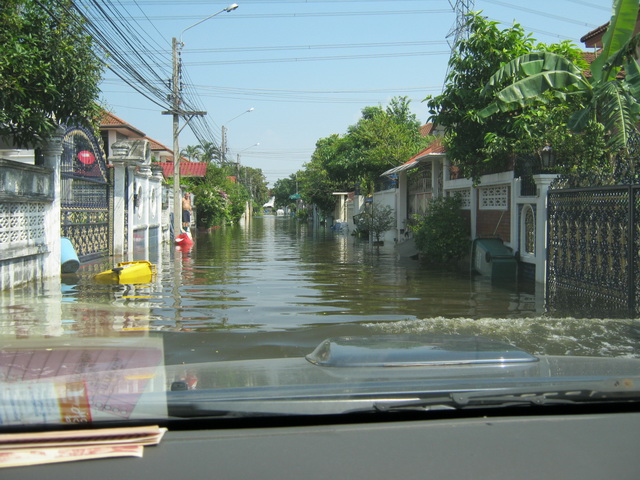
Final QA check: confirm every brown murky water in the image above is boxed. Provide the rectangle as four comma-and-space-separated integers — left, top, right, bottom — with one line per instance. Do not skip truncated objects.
2, 216, 639, 363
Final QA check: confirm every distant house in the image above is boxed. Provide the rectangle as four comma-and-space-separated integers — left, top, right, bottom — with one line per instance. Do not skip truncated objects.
99, 110, 146, 159
580, 14, 640, 49
377, 136, 447, 245
146, 137, 174, 163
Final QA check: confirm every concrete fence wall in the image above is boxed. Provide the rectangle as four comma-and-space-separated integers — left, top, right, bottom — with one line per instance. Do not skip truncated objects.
0, 129, 64, 291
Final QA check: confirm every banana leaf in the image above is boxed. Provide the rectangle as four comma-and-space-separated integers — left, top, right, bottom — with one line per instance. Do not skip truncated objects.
590, 0, 639, 82
623, 58, 640, 100
497, 71, 587, 105
592, 80, 638, 152
482, 52, 582, 96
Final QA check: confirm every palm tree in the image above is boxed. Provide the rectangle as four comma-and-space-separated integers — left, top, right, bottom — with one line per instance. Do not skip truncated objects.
479, 0, 640, 157
180, 145, 201, 162
197, 142, 221, 163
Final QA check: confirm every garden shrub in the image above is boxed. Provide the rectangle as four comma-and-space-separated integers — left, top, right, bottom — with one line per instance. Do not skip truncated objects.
410, 195, 469, 263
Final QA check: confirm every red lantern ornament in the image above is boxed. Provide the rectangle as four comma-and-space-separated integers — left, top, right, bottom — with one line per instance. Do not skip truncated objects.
77, 150, 96, 165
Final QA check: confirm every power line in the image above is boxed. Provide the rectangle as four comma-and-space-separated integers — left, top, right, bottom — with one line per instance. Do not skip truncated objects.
99, 9, 453, 21
185, 50, 450, 66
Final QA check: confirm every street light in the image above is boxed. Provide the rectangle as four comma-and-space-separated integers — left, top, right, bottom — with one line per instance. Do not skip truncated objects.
236, 142, 260, 163
221, 107, 254, 163
235, 142, 259, 178
541, 144, 555, 169
163, 3, 239, 237
235, 142, 259, 217
180, 3, 238, 43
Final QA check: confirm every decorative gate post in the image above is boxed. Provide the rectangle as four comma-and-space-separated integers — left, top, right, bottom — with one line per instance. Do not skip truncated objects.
41, 126, 65, 280
109, 139, 150, 258
111, 156, 127, 257
533, 174, 558, 285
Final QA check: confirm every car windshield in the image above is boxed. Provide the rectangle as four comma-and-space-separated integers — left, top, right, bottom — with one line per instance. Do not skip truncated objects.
2, 0, 640, 447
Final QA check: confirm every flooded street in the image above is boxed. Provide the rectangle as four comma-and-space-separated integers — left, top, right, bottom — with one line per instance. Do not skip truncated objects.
2, 216, 640, 363
158, 216, 543, 329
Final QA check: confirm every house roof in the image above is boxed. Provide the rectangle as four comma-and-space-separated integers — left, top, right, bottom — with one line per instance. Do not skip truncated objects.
580, 22, 609, 48
145, 136, 171, 152
420, 123, 435, 136
157, 162, 207, 177
380, 138, 446, 177
99, 110, 146, 137
381, 159, 419, 176
580, 10, 640, 48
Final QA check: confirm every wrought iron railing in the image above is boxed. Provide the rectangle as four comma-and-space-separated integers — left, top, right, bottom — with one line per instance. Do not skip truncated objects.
547, 185, 639, 318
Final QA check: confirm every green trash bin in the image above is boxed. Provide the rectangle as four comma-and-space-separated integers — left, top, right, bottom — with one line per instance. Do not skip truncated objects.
472, 238, 517, 282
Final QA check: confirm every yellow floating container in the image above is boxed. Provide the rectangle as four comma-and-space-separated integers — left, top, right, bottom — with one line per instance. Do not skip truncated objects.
94, 260, 156, 285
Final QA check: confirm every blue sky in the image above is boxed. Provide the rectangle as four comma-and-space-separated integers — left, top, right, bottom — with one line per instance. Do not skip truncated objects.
98, 0, 610, 186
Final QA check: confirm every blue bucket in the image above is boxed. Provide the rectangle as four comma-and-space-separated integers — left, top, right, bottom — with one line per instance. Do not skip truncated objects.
61, 237, 80, 273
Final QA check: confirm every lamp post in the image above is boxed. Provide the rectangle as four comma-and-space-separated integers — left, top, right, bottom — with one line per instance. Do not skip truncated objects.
235, 142, 259, 220
221, 107, 254, 163
235, 142, 259, 181
163, 3, 239, 237
541, 144, 555, 170
236, 142, 260, 167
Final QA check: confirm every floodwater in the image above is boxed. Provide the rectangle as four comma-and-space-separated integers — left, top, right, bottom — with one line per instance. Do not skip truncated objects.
2, 216, 640, 363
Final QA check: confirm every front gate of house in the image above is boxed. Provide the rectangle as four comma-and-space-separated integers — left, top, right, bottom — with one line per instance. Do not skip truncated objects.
547, 185, 640, 318
61, 125, 112, 260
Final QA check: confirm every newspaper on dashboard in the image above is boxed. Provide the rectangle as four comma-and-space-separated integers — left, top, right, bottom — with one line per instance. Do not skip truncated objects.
0, 425, 167, 468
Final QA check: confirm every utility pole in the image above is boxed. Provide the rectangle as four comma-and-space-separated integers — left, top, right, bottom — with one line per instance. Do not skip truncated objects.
162, 4, 238, 238
221, 125, 227, 163
163, 37, 206, 237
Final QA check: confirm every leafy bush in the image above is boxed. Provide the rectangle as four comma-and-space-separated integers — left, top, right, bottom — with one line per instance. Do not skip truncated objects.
193, 187, 231, 228
357, 204, 395, 243
410, 195, 469, 263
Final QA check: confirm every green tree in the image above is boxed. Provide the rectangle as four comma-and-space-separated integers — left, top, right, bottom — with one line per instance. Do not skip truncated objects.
314, 97, 429, 193
479, 0, 640, 171
238, 166, 269, 208
426, 14, 535, 181
299, 149, 341, 216
410, 196, 469, 263
272, 175, 299, 209
0, 0, 103, 147
426, 13, 597, 181
186, 163, 250, 227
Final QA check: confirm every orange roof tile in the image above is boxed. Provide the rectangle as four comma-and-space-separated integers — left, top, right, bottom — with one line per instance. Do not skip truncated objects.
99, 110, 146, 137
408, 137, 446, 163
144, 136, 171, 152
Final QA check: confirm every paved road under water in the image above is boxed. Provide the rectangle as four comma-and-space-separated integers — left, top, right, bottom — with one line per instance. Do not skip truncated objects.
2, 216, 640, 363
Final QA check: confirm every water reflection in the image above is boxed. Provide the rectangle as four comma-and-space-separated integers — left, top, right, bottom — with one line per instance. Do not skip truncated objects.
1, 216, 545, 338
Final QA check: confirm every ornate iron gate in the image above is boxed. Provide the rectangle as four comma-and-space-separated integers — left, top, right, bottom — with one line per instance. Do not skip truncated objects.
547, 185, 639, 318
60, 125, 112, 260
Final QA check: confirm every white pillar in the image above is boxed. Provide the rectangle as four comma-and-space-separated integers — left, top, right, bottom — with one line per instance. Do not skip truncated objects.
126, 167, 135, 260
111, 159, 127, 256
41, 126, 65, 279
533, 174, 559, 285
397, 171, 408, 239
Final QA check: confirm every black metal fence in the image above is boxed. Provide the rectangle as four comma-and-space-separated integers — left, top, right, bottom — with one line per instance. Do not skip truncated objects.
60, 125, 112, 260
547, 185, 639, 318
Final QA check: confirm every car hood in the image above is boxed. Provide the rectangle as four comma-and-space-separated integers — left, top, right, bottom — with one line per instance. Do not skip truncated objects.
165, 335, 640, 416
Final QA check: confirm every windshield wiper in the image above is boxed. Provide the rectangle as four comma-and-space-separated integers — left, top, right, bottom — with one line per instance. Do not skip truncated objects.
366, 387, 640, 413
168, 403, 289, 418
166, 381, 640, 419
